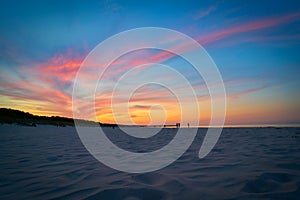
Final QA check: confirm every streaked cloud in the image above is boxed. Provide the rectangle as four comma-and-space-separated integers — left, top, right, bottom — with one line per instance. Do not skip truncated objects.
194, 2, 220, 20
0, 1, 299, 125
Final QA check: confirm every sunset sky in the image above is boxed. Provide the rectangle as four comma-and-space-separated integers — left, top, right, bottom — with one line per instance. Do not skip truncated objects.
0, 0, 300, 126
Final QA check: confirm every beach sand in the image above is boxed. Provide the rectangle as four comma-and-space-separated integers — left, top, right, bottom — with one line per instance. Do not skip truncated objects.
0, 125, 299, 199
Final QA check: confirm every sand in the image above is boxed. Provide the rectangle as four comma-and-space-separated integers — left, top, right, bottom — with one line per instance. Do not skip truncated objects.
0, 125, 299, 199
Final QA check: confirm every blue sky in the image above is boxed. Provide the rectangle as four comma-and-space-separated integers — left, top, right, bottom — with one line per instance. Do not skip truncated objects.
0, 0, 300, 125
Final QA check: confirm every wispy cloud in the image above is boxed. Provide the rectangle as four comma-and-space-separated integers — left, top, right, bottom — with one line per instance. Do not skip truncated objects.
197, 11, 300, 45
34, 49, 84, 85
1, 10, 299, 124
0, 49, 84, 116
229, 85, 269, 100
0, 78, 72, 116
194, 4, 218, 20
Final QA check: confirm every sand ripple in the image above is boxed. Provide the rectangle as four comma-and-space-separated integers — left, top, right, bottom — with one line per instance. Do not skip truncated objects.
0, 125, 299, 199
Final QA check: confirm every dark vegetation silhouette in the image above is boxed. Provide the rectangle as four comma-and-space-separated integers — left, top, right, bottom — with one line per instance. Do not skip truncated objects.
0, 108, 119, 127
0, 108, 180, 128
0, 108, 76, 126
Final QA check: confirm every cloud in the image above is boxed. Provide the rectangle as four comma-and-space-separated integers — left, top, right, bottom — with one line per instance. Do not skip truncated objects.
0, 50, 84, 117
132, 105, 152, 109
229, 85, 269, 100
217, 34, 300, 48
194, 4, 218, 20
97, 10, 300, 81
131, 104, 163, 110
0, 78, 72, 116
34, 49, 84, 85
2, 10, 299, 123
66, 11, 300, 86
197, 11, 300, 45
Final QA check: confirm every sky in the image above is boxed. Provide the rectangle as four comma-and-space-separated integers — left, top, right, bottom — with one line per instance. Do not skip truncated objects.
0, 0, 300, 126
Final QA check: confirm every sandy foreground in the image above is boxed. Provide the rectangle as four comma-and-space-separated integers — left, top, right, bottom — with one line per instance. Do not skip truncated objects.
0, 125, 300, 199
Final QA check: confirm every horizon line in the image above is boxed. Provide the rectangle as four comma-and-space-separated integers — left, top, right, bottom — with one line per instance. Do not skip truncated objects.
1, 107, 300, 128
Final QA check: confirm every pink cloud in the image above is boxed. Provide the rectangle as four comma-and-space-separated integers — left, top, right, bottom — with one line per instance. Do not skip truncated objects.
2, 11, 299, 121
0, 50, 84, 117
0, 79, 73, 116
197, 11, 300, 45
100, 11, 300, 79
70, 12, 300, 84
215, 34, 300, 48
229, 85, 269, 99
36, 50, 84, 85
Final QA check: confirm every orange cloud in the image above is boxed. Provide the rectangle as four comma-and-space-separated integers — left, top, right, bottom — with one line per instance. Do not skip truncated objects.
3, 11, 299, 125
